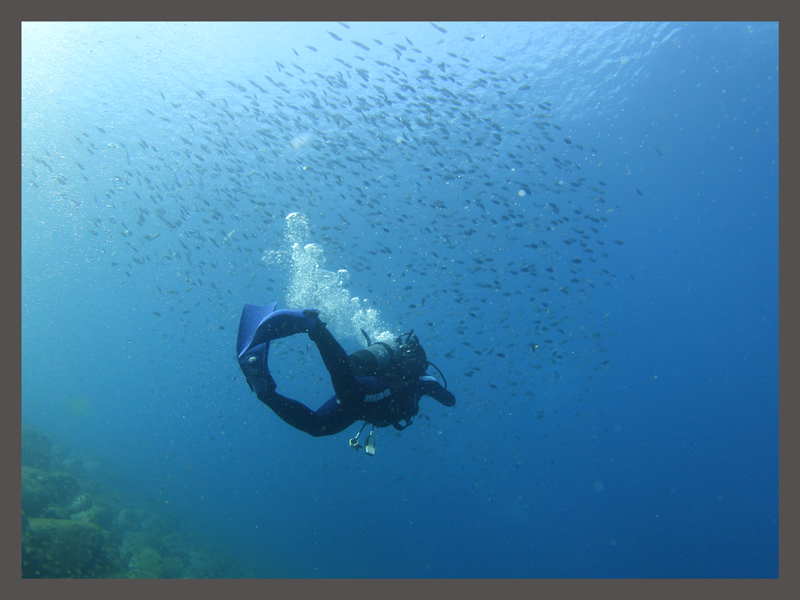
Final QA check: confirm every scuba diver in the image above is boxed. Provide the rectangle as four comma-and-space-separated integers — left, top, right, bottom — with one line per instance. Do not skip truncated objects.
236, 302, 455, 454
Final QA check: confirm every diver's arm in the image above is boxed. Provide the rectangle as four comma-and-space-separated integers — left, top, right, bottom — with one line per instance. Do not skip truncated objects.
418, 376, 455, 407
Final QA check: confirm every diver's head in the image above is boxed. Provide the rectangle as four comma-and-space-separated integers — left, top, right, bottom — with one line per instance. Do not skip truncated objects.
386, 331, 428, 380
350, 330, 428, 380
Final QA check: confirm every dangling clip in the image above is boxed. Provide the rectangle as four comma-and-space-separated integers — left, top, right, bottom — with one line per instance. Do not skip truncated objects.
349, 422, 376, 456
349, 422, 368, 451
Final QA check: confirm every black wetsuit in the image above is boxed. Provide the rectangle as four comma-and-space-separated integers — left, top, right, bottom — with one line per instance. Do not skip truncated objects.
256, 323, 455, 437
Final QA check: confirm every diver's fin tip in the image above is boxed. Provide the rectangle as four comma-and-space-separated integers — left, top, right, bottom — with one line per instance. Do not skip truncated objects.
237, 301, 279, 357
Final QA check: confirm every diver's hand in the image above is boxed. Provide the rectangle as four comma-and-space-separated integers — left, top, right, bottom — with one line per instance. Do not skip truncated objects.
439, 388, 456, 407
419, 376, 456, 407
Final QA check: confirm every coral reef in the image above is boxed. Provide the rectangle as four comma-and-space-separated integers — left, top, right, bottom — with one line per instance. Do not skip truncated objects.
21, 425, 244, 578
23, 517, 114, 578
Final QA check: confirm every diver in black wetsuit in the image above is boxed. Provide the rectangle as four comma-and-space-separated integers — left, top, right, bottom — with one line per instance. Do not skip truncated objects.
236, 303, 455, 452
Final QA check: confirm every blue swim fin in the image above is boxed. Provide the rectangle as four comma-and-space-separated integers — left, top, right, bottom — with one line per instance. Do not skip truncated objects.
237, 302, 277, 394
237, 302, 278, 359
236, 302, 321, 393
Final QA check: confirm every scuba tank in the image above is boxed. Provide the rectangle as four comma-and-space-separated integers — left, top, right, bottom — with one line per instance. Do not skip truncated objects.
350, 329, 428, 379
346, 329, 450, 457
349, 338, 398, 375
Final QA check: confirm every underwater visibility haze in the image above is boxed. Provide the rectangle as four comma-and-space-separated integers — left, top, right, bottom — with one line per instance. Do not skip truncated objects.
21, 22, 778, 578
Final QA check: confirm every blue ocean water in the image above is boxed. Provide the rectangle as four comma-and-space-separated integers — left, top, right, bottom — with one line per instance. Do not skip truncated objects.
21, 22, 778, 578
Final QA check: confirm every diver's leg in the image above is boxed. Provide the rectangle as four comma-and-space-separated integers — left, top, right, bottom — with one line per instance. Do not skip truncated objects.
308, 322, 360, 402
256, 392, 355, 437
237, 305, 322, 393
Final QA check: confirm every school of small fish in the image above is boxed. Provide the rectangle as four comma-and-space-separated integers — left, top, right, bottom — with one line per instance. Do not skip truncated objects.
24, 23, 645, 423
